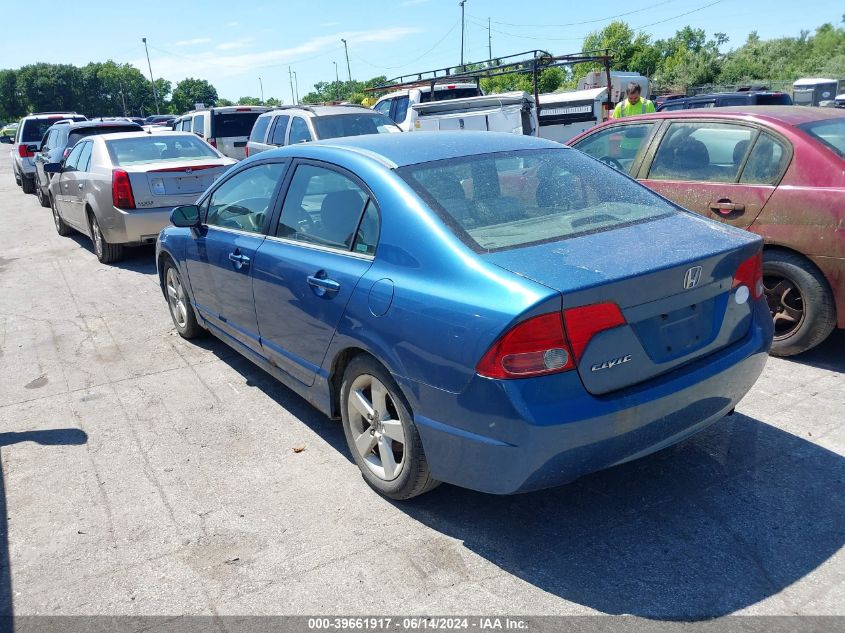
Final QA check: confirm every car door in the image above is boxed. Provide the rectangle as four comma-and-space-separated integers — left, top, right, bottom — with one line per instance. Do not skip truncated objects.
54, 142, 85, 229
252, 161, 378, 386
570, 121, 660, 176
184, 161, 288, 354
65, 140, 93, 229
638, 120, 787, 230
34, 128, 56, 188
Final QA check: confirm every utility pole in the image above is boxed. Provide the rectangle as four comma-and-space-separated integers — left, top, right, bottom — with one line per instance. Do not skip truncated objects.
333, 62, 340, 100
341, 38, 352, 84
258, 77, 264, 103
459, 0, 467, 67
141, 37, 160, 115
293, 71, 299, 104
288, 67, 296, 105
488, 17, 492, 59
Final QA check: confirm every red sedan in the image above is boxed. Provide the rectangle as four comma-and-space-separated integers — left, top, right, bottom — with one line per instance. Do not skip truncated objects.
569, 106, 845, 356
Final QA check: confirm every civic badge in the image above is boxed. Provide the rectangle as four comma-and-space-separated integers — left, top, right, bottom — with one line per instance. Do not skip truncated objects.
683, 266, 703, 289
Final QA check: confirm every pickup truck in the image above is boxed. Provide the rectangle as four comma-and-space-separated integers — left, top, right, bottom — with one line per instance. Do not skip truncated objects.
373, 83, 538, 136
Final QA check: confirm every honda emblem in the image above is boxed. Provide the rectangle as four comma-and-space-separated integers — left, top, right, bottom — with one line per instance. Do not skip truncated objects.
683, 266, 703, 289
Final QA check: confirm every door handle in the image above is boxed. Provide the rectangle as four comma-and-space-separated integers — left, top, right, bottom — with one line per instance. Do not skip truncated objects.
307, 274, 340, 295
77, 184, 83, 190
228, 251, 250, 269
710, 199, 745, 215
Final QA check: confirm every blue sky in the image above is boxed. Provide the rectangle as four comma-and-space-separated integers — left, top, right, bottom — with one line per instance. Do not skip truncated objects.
1, 0, 841, 102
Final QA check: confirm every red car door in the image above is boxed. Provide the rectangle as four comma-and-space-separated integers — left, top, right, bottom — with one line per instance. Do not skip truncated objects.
639, 120, 789, 230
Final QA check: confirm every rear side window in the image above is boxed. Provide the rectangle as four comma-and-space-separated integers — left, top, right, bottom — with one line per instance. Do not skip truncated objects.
392, 96, 410, 123
270, 115, 291, 145
648, 122, 755, 183
106, 135, 219, 165
399, 148, 676, 252
756, 93, 792, 105
249, 116, 272, 142
288, 117, 312, 144
77, 141, 93, 172
63, 142, 85, 171
276, 164, 370, 251
739, 133, 789, 184
718, 97, 747, 106
192, 114, 206, 136
798, 118, 845, 158
212, 111, 261, 137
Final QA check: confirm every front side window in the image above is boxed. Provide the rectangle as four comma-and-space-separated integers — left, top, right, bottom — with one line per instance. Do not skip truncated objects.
288, 117, 312, 144
648, 122, 755, 183
373, 99, 393, 117
739, 132, 789, 185
276, 164, 371, 251
205, 162, 287, 233
270, 115, 291, 145
573, 122, 656, 175
399, 148, 676, 252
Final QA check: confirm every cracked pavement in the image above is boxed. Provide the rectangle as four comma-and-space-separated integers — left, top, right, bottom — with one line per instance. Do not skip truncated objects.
0, 149, 843, 619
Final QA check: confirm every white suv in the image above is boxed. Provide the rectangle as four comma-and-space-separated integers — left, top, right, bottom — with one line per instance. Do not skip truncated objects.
245, 105, 400, 157
12, 112, 86, 193
172, 106, 270, 159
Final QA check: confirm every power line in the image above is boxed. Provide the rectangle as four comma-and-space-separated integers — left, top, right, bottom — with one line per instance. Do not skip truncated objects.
349, 19, 460, 71
471, 0, 678, 29
466, 1, 724, 43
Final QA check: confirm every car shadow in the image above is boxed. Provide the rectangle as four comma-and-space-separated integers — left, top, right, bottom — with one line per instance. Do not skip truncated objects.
187, 336, 351, 461
182, 337, 843, 619
0, 428, 89, 627
67, 235, 157, 275
787, 329, 845, 372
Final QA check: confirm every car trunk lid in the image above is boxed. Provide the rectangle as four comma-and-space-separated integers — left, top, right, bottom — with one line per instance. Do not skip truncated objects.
483, 212, 763, 394
126, 163, 228, 208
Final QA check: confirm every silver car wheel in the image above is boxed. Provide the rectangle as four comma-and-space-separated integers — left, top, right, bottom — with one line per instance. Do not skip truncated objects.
91, 216, 103, 258
51, 200, 61, 230
165, 268, 189, 329
346, 374, 406, 482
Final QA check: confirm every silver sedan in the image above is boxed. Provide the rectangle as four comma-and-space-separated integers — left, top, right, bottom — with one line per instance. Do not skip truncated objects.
46, 132, 236, 263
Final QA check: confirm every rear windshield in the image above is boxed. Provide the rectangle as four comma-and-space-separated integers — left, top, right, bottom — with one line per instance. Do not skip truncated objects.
22, 116, 85, 142
398, 148, 676, 252
420, 88, 483, 103
213, 112, 261, 138
106, 135, 219, 166
756, 93, 792, 105
798, 118, 845, 158
312, 113, 400, 139
67, 126, 142, 147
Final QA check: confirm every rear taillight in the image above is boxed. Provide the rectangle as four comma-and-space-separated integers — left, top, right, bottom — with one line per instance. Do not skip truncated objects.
18, 144, 34, 158
733, 251, 764, 300
208, 138, 217, 148
111, 169, 136, 209
563, 302, 627, 362
62, 148, 71, 160
476, 313, 574, 379
244, 146, 249, 157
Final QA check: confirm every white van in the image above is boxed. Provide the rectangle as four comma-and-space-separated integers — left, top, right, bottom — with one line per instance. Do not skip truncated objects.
173, 106, 271, 159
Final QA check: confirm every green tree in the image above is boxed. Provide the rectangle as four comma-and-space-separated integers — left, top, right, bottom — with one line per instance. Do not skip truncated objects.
0, 69, 23, 121
170, 78, 218, 113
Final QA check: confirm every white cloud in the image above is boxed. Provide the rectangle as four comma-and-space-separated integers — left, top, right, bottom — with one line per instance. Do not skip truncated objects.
216, 38, 254, 51
174, 37, 212, 47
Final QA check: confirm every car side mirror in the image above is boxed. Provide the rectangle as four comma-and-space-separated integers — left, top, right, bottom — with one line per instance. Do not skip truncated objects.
170, 204, 201, 228
44, 162, 63, 174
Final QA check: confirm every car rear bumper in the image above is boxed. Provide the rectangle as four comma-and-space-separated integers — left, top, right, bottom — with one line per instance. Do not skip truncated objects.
99, 206, 173, 245
406, 300, 773, 495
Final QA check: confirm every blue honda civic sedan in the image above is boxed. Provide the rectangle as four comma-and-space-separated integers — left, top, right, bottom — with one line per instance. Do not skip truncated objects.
156, 131, 773, 499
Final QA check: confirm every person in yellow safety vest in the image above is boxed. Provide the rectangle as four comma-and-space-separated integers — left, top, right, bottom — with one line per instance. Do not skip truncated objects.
612, 82, 655, 118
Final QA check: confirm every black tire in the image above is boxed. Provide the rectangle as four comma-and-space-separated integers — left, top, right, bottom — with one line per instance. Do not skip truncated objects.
340, 355, 439, 500
88, 211, 124, 264
162, 260, 205, 339
21, 174, 35, 194
763, 250, 836, 357
36, 177, 50, 207
14, 167, 21, 187
50, 195, 72, 236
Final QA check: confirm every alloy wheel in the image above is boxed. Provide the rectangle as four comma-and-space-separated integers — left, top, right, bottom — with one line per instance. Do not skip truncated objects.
165, 268, 189, 329
764, 274, 805, 340
346, 374, 406, 481
51, 199, 61, 231
91, 216, 103, 258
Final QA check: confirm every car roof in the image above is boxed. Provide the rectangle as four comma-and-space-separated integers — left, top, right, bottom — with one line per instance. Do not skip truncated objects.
65, 120, 142, 130
260, 105, 378, 118
602, 106, 844, 127
92, 131, 197, 142
295, 131, 565, 168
